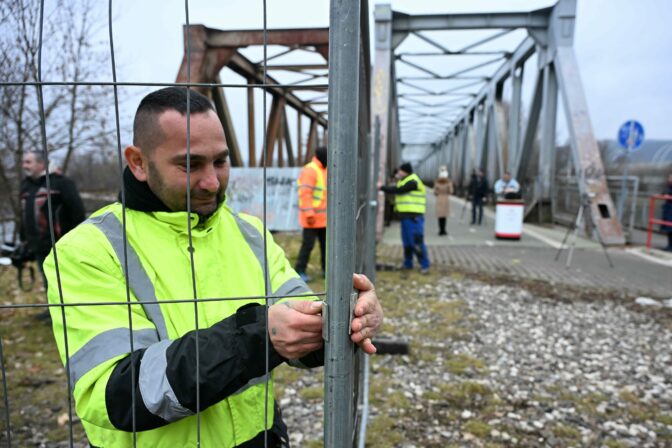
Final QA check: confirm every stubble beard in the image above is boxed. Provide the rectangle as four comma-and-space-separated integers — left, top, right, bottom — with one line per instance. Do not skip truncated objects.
147, 160, 226, 221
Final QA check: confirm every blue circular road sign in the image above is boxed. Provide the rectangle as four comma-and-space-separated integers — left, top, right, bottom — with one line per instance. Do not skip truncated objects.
618, 120, 644, 150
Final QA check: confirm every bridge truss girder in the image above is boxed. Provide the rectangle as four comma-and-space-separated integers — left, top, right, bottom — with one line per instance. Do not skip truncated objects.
372, 0, 625, 245
176, 25, 329, 167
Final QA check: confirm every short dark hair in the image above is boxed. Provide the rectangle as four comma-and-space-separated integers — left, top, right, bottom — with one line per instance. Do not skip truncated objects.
315, 146, 327, 160
133, 87, 215, 152
25, 150, 45, 164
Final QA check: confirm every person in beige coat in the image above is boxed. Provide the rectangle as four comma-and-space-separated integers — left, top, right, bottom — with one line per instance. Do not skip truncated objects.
434, 166, 454, 236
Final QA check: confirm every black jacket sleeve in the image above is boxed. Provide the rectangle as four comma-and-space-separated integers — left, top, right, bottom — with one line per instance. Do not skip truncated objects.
380, 180, 418, 195
59, 177, 86, 233
106, 304, 287, 431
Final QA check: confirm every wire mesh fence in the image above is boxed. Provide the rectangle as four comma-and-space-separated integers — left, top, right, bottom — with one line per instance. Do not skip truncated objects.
0, 0, 376, 447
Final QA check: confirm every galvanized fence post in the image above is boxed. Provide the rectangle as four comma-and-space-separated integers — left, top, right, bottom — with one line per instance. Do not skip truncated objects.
324, 0, 362, 446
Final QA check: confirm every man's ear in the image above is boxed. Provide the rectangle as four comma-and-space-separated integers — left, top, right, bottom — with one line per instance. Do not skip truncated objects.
124, 146, 148, 182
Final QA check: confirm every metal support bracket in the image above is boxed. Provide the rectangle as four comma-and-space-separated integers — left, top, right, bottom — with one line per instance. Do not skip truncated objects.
321, 291, 359, 341
349, 291, 358, 335
322, 301, 329, 341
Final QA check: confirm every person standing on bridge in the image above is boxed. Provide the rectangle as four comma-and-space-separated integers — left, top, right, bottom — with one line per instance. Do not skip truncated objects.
294, 146, 328, 282
43, 88, 383, 447
433, 165, 453, 236
20, 150, 84, 317
662, 172, 672, 251
468, 169, 489, 225
381, 162, 430, 274
494, 171, 520, 200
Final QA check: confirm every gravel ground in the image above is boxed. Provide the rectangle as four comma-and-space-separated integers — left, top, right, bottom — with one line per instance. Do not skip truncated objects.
2, 261, 671, 447
279, 271, 672, 447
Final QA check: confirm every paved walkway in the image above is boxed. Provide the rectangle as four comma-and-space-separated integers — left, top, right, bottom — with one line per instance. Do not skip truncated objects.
380, 195, 672, 298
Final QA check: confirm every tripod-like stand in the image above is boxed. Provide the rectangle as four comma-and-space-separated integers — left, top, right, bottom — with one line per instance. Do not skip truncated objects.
555, 193, 614, 269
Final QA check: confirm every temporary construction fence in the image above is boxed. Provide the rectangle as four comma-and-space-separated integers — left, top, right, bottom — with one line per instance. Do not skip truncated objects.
0, 0, 378, 447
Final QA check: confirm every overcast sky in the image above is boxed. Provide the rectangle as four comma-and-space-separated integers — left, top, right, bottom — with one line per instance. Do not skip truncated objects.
107, 0, 672, 149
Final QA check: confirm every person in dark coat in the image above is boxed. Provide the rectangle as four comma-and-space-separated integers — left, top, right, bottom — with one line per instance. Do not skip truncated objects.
468, 169, 489, 225
20, 151, 86, 289
662, 173, 672, 251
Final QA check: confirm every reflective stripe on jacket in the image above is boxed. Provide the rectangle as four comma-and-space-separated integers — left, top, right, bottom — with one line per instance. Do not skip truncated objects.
394, 173, 426, 215
297, 157, 327, 228
45, 202, 311, 447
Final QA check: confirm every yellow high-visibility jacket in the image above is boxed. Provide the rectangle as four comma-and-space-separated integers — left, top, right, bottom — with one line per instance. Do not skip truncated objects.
394, 173, 426, 215
45, 202, 315, 447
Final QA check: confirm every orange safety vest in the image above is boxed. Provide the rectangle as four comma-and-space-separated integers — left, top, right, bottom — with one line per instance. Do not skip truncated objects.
297, 157, 327, 228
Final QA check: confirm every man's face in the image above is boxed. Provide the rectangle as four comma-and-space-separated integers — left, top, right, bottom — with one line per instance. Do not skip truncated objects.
141, 110, 229, 218
22, 153, 45, 179
503, 173, 511, 182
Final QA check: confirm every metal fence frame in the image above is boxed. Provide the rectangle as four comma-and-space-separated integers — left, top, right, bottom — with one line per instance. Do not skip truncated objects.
0, 1, 375, 447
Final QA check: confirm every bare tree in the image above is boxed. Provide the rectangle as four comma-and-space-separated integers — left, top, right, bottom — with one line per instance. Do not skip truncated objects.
0, 0, 116, 238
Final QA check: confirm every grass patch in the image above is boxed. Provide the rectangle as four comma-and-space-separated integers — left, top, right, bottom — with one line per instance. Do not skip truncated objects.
441, 381, 493, 409
462, 419, 491, 438
411, 350, 437, 364
604, 440, 628, 448
415, 299, 471, 341
615, 389, 668, 424
299, 386, 324, 401
365, 415, 404, 448
445, 353, 485, 376
575, 392, 609, 415
386, 391, 411, 411
656, 413, 672, 426
0, 267, 88, 446
619, 389, 639, 404
304, 441, 323, 448
552, 424, 581, 440
368, 376, 396, 407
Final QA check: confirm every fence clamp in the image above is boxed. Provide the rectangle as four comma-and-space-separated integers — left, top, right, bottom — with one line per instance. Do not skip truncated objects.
321, 291, 358, 341
348, 290, 358, 335
322, 301, 329, 341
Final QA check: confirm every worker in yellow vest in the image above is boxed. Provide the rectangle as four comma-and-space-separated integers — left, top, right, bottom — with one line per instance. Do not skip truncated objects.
44, 88, 383, 448
294, 147, 327, 282
380, 162, 430, 274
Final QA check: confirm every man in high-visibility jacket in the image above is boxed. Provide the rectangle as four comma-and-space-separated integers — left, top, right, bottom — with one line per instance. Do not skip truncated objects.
44, 87, 383, 448
294, 147, 327, 282
380, 162, 430, 274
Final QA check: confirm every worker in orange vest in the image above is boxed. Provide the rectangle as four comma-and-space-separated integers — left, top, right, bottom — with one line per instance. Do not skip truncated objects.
294, 146, 327, 282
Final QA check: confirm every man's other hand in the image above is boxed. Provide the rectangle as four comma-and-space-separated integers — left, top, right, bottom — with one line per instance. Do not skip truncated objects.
350, 273, 384, 354
306, 216, 316, 226
268, 301, 323, 360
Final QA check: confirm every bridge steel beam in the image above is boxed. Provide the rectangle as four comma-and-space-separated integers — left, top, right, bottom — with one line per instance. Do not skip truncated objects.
550, 1, 624, 244
508, 68, 523, 173
474, 104, 486, 171
539, 58, 558, 203
514, 69, 543, 183
176, 24, 329, 167
555, 46, 624, 244
391, 9, 551, 32
458, 117, 470, 191
373, 4, 401, 240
